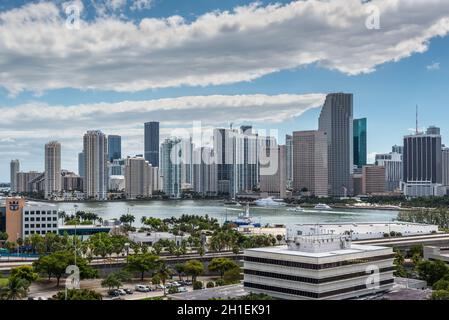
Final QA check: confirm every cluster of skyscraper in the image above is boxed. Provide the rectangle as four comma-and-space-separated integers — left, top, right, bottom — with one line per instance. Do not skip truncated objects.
8, 93, 449, 200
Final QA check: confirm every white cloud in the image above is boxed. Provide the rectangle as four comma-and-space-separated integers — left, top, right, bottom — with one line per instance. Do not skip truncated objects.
0, 93, 325, 179
130, 0, 154, 11
0, 0, 449, 95
427, 62, 440, 70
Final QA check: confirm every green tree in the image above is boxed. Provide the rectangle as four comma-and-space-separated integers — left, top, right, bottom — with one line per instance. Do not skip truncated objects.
431, 290, 449, 300
208, 258, 239, 279
174, 263, 185, 281
119, 214, 136, 227
126, 253, 160, 280
416, 259, 449, 286
0, 276, 30, 300
223, 267, 242, 284
157, 263, 172, 296
10, 266, 39, 283
183, 260, 204, 282
101, 273, 123, 290
52, 289, 102, 300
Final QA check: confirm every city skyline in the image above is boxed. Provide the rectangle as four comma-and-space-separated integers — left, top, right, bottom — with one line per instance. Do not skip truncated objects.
1, 0, 449, 181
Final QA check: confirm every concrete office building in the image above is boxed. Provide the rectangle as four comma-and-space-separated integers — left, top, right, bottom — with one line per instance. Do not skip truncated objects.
161, 137, 183, 198
44, 141, 62, 199
260, 145, 287, 198
442, 147, 449, 188
292, 130, 328, 197
16, 171, 42, 193
244, 233, 395, 300
319, 93, 354, 197
375, 147, 403, 192
108, 135, 122, 162
180, 138, 194, 190
61, 171, 83, 192
285, 134, 293, 189
109, 175, 125, 191
151, 167, 163, 193
403, 126, 443, 197
1, 198, 60, 242
362, 165, 386, 195
83, 130, 108, 200
10, 160, 20, 193
144, 121, 160, 167
124, 156, 153, 199
353, 118, 367, 169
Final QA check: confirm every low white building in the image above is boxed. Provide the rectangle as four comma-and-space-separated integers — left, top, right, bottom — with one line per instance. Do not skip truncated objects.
128, 232, 189, 246
244, 233, 395, 300
287, 222, 438, 241
22, 202, 60, 238
423, 246, 449, 264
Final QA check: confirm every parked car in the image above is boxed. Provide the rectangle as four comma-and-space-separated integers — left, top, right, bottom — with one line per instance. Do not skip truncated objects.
171, 282, 181, 287
108, 290, 121, 297
178, 287, 188, 293
124, 288, 134, 294
135, 285, 151, 292
117, 289, 127, 296
156, 284, 166, 290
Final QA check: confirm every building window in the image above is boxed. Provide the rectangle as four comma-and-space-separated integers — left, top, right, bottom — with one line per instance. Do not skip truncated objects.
53, 224, 57, 228
25, 217, 29, 222
25, 224, 29, 228
25, 211, 29, 215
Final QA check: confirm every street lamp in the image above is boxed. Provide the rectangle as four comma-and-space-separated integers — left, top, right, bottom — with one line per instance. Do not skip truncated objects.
125, 242, 130, 263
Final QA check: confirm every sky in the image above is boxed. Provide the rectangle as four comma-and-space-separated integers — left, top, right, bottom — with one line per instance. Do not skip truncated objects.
1, 0, 449, 182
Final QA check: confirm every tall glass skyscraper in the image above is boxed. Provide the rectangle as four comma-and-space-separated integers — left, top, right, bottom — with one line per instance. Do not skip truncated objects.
319, 93, 354, 197
144, 121, 160, 167
108, 135, 122, 162
353, 118, 367, 168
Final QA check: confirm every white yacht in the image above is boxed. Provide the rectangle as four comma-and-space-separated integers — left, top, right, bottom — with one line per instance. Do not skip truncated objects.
254, 197, 286, 207
314, 203, 332, 210
287, 206, 304, 212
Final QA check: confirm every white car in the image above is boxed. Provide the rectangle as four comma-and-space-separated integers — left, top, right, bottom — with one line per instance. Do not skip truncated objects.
135, 284, 151, 292
178, 287, 188, 293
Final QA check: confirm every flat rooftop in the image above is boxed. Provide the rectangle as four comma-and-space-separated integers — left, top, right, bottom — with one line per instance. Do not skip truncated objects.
245, 244, 389, 258
168, 284, 247, 300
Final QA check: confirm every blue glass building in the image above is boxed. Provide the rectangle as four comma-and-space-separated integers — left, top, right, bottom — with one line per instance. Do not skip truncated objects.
353, 118, 367, 168
108, 135, 122, 162
144, 121, 160, 167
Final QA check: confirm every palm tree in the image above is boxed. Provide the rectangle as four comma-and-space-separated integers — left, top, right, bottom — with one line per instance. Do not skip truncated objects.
0, 277, 30, 300
157, 263, 172, 296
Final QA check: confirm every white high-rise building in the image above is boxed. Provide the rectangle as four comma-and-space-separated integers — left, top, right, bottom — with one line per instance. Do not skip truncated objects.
83, 130, 108, 200
161, 137, 183, 198
10, 159, 20, 193
44, 141, 61, 199
124, 156, 152, 199
193, 147, 217, 196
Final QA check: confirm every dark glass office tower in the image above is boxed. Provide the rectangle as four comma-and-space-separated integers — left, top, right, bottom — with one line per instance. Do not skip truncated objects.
318, 93, 354, 197
403, 127, 442, 184
108, 135, 122, 162
353, 118, 367, 168
144, 121, 160, 167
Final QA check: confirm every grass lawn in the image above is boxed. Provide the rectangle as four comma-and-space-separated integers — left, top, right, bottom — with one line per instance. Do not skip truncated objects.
0, 278, 9, 286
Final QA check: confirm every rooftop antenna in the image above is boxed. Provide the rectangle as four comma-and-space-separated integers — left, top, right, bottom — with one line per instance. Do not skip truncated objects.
416, 105, 419, 134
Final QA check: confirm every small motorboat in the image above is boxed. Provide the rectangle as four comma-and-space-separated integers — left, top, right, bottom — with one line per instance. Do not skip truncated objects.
287, 206, 304, 212
314, 203, 332, 210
